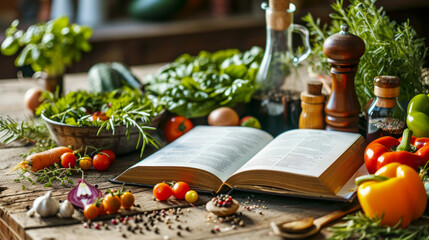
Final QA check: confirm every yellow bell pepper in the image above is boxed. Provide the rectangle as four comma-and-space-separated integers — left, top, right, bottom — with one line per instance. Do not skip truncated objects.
356, 162, 427, 228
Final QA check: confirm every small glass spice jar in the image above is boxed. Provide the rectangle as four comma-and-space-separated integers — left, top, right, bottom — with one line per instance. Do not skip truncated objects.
366, 76, 406, 143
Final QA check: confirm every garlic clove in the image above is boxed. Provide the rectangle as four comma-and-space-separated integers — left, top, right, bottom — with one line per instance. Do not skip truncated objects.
59, 200, 75, 218
27, 195, 44, 217
35, 191, 60, 217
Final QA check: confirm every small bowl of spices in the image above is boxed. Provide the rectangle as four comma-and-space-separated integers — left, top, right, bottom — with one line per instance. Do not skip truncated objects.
206, 194, 239, 216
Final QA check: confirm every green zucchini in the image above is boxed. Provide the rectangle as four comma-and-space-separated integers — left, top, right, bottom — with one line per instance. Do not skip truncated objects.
111, 62, 142, 89
88, 62, 142, 92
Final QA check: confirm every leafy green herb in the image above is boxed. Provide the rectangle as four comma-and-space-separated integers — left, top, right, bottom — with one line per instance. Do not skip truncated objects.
37, 87, 161, 155
1, 17, 92, 76
329, 211, 429, 240
0, 116, 55, 157
144, 47, 264, 118
15, 163, 83, 187
303, 0, 428, 110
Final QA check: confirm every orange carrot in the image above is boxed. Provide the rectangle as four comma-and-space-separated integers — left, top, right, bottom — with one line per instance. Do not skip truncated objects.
12, 146, 73, 172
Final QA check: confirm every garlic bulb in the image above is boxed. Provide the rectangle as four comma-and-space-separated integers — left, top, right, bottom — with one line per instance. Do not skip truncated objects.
59, 200, 74, 218
28, 191, 59, 217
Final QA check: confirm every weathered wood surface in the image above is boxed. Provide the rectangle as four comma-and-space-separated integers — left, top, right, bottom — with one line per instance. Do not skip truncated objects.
0, 64, 360, 240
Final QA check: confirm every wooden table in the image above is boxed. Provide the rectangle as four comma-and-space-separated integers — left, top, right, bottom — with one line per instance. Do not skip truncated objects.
0, 64, 364, 240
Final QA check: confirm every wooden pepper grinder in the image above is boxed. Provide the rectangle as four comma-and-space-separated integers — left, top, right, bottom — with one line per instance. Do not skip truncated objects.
323, 25, 365, 132
299, 81, 326, 129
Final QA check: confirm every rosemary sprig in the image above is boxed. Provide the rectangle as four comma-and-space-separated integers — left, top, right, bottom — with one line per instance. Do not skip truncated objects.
0, 115, 55, 156
303, 0, 428, 110
15, 163, 83, 188
329, 211, 429, 240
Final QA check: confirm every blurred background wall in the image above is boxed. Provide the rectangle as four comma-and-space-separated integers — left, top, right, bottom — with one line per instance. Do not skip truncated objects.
0, 0, 427, 79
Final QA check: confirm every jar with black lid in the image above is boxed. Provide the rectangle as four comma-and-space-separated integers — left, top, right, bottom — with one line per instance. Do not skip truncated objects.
366, 76, 406, 143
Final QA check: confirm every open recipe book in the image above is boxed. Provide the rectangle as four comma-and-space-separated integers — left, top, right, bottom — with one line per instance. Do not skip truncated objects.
112, 126, 367, 201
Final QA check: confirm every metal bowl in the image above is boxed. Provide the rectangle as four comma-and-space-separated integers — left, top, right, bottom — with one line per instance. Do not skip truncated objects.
41, 113, 157, 155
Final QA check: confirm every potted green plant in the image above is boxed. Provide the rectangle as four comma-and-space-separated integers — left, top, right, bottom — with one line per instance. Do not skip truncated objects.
1, 17, 92, 95
302, 0, 428, 111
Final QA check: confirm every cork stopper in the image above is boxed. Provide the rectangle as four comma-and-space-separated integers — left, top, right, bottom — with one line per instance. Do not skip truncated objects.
269, 0, 289, 11
323, 25, 365, 66
374, 76, 400, 98
301, 81, 325, 104
264, 0, 292, 31
307, 81, 323, 95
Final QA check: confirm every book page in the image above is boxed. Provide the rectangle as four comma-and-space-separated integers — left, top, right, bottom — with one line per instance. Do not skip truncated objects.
132, 126, 273, 182
233, 129, 361, 177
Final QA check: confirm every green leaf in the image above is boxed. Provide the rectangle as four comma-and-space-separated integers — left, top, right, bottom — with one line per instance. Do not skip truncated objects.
221, 64, 247, 79
144, 47, 263, 118
15, 44, 32, 66
1, 17, 92, 73
31, 46, 41, 61
1, 37, 19, 56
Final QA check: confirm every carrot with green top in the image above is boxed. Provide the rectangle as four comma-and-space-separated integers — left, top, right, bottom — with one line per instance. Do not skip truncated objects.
12, 146, 73, 172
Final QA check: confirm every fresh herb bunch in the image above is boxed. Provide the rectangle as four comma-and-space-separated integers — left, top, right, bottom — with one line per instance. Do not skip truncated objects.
303, 0, 428, 110
144, 46, 264, 118
329, 211, 429, 240
1, 17, 92, 76
0, 116, 55, 157
15, 163, 83, 188
37, 87, 162, 154
419, 161, 429, 199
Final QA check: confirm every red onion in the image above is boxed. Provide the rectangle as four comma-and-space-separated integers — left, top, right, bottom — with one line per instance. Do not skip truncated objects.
68, 179, 102, 208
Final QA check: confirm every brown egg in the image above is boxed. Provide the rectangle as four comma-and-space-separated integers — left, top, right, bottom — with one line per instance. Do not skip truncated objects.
24, 87, 43, 113
208, 107, 239, 126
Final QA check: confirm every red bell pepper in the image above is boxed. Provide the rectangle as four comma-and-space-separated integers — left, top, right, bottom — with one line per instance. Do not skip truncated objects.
364, 129, 429, 174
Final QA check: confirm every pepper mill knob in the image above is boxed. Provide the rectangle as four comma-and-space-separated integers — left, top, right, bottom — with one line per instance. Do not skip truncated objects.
323, 25, 365, 132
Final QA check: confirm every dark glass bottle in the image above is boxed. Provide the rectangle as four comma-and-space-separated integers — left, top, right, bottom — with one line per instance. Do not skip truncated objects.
366, 76, 406, 143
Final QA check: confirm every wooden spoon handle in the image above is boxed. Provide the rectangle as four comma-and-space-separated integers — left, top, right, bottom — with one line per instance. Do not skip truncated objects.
313, 204, 361, 228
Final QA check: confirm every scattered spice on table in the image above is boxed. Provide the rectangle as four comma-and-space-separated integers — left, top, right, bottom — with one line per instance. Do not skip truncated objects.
81, 207, 195, 238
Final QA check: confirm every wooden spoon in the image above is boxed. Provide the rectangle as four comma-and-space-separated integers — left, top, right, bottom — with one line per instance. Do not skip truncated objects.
271, 204, 361, 239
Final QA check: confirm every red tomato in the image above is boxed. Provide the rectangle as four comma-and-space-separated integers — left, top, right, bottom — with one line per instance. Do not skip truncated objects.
164, 116, 194, 143
92, 154, 111, 171
172, 182, 190, 199
90, 111, 109, 121
60, 152, 77, 168
153, 183, 173, 201
100, 149, 116, 163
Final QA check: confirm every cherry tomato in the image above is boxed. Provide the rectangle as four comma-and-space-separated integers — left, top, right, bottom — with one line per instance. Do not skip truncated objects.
102, 195, 121, 214
172, 182, 190, 200
240, 116, 261, 129
185, 190, 198, 203
153, 183, 173, 201
93, 153, 110, 171
100, 149, 116, 163
164, 116, 194, 143
78, 156, 92, 170
97, 202, 107, 216
90, 111, 109, 121
60, 152, 77, 168
120, 191, 135, 209
83, 204, 99, 220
